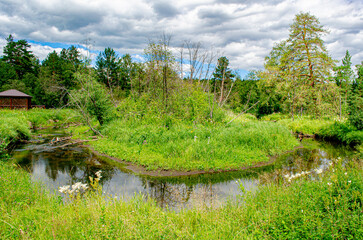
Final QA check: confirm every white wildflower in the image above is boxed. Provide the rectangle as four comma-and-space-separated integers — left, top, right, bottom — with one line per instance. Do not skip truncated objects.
315, 169, 323, 174
72, 182, 82, 190
327, 182, 332, 186
95, 170, 102, 179
348, 180, 351, 184
59, 185, 70, 193
344, 172, 347, 176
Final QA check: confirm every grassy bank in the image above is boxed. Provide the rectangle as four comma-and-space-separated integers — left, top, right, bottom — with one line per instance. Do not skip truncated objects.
0, 109, 80, 151
262, 114, 363, 150
1, 156, 361, 239
79, 119, 299, 171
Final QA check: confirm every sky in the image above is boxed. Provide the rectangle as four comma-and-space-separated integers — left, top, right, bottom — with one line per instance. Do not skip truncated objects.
0, 0, 362, 77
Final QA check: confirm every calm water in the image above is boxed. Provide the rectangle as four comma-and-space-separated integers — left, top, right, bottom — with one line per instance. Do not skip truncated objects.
11, 129, 355, 209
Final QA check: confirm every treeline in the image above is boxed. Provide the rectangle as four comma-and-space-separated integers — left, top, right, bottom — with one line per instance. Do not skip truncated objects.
0, 13, 362, 129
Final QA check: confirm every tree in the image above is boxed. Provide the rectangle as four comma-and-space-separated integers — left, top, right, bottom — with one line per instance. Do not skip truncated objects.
211, 56, 235, 106
37, 47, 83, 107
119, 54, 135, 91
262, 12, 337, 118
95, 47, 121, 88
0, 61, 17, 91
334, 50, 354, 118
144, 35, 176, 109
69, 72, 115, 129
347, 62, 363, 130
2, 35, 39, 79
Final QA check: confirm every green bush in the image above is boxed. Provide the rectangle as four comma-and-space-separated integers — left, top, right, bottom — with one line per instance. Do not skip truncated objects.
319, 122, 363, 145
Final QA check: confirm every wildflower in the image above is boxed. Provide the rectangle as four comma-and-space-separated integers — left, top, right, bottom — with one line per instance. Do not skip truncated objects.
283, 174, 290, 179
59, 185, 70, 193
327, 182, 332, 186
344, 172, 347, 176
348, 180, 351, 183
315, 169, 323, 174
95, 170, 102, 179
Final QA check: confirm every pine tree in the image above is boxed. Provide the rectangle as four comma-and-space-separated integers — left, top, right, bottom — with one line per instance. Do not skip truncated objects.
262, 12, 337, 118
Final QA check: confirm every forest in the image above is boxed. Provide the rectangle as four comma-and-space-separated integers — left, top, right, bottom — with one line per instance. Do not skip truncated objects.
0, 12, 362, 239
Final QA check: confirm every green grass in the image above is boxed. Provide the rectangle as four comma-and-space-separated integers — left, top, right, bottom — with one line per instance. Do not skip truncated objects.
0, 155, 361, 239
277, 116, 334, 135
0, 109, 80, 150
262, 113, 363, 147
85, 119, 299, 171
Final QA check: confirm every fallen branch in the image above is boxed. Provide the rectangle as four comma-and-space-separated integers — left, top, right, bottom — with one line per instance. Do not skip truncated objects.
56, 139, 98, 148
50, 136, 72, 145
226, 100, 260, 125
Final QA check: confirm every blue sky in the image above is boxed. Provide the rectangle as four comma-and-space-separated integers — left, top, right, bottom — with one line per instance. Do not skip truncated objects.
0, 0, 362, 78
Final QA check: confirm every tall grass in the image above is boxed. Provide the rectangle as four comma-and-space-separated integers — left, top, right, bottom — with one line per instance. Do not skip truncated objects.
86, 119, 299, 171
1, 156, 361, 239
0, 109, 80, 150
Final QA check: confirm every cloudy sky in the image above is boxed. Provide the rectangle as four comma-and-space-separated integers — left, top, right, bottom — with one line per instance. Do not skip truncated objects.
0, 0, 362, 75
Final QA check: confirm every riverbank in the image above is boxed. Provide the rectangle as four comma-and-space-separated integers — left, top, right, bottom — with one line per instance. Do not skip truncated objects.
262, 114, 363, 155
0, 109, 80, 151
1, 153, 361, 239
71, 119, 299, 171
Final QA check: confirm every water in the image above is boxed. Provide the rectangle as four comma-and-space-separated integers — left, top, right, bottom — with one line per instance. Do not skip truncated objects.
11, 129, 355, 209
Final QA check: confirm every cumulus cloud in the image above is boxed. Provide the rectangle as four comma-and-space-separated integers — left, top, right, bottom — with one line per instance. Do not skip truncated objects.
0, 0, 362, 72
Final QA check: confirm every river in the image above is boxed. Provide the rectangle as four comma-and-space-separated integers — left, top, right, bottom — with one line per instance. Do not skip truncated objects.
11, 128, 355, 209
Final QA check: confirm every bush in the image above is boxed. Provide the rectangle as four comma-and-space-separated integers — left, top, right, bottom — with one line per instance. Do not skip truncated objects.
319, 122, 363, 145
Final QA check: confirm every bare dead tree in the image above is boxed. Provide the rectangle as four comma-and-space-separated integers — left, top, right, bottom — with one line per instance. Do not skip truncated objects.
61, 87, 103, 137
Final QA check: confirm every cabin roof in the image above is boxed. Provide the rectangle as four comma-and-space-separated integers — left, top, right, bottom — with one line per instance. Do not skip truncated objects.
0, 89, 32, 98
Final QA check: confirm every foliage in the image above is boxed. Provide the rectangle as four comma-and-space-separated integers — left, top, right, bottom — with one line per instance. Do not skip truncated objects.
2, 35, 39, 79
229, 72, 282, 117
347, 62, 363, 130
211, 56, 235, 105
261, 13, 338, 117
320, 122, 363, 145
70, 72, 115, 126
96, 47, 122, 88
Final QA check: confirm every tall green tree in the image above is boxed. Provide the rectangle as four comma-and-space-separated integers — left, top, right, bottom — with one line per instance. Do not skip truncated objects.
334, 50, 354, 118
95, 48, 121, 88
211, 56, 235, 105
262, 12, 337, 118
0, 61, 17, 91
348, 62, 363, 130
2, 35, 39, 79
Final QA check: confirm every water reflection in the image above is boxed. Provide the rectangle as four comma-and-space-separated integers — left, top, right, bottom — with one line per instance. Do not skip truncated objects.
12, 131, 354, 209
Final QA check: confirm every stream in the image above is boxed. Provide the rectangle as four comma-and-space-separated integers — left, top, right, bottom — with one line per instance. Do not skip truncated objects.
11, 128, 355, 209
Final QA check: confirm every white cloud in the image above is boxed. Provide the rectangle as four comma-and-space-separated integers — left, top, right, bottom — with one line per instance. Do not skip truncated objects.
0, 0, 362, 71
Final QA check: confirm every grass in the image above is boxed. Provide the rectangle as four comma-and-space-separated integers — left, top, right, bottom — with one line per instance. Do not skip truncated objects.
82, 119, 299, 171
0, 109, 80, 150
277, 116, 334, 135
262, 114, 363, 148
0, 155, 361, 239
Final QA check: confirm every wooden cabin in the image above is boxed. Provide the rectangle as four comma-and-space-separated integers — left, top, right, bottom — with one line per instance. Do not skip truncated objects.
0, 89, 32, 110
